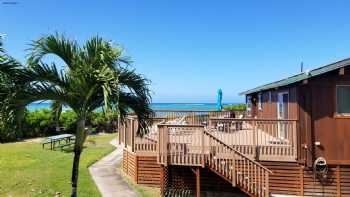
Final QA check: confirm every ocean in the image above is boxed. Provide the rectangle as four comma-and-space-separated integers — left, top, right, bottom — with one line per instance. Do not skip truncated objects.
27, 102, 237, 111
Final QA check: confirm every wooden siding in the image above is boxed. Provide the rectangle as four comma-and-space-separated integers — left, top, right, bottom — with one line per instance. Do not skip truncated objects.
137, 156, 161, 186
123, 150, 350, 196
123, 149, 160, 187
308, 68, 350, 163
260, 161, 350, 196
248, 67, 350, 164
251, 86, 298, 120
123, 149, 137, 181
260, 161, 302, 196
298, 84, 313, 166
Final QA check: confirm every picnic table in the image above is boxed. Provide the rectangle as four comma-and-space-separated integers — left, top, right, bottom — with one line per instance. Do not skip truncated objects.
42, 134, 75, 150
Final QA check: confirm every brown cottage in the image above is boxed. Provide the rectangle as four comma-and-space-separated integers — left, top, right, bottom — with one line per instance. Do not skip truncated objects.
241, 58, 350, 166
119, 58, 350, 197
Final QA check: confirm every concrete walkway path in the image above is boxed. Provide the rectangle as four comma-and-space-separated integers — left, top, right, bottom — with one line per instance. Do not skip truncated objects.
89, 139, 139, 197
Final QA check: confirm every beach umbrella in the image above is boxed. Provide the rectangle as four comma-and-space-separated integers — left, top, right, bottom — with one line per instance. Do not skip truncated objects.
217, 89, 223, 111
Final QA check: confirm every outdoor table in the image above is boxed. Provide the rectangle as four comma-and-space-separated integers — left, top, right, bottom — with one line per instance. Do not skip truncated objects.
42, 134, 75, 150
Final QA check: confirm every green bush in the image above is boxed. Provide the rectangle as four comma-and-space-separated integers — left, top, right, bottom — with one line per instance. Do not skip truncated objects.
223, 103, 246, 111
0, 126, 17, 142
89, 112, 117, 133
23, 109, 55, 138
0, 109, 118, 142
59, 110, 77, 133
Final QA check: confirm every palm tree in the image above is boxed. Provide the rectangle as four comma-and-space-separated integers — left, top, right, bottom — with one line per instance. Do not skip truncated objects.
0, 34, 153, 196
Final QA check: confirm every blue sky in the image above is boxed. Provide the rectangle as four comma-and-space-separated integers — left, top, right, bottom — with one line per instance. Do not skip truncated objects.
1, 0, 350, 103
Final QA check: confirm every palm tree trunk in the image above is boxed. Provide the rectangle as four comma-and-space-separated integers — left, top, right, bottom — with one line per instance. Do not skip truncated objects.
71, 147, 81, 197
71, 117, 86, 197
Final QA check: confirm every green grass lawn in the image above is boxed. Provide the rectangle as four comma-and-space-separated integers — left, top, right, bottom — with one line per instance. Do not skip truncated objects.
0, 133, 117, 197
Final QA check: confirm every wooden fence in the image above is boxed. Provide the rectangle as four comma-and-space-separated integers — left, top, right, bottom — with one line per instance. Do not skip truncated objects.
208, 118, 298, 161
119, 110, 244, 154
119, 113, 298, 162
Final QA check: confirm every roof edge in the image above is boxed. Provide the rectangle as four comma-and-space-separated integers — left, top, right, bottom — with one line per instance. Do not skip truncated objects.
239, 57, 350, 95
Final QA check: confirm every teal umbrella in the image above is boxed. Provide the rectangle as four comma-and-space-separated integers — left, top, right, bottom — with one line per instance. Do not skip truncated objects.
217, 89, 223, 111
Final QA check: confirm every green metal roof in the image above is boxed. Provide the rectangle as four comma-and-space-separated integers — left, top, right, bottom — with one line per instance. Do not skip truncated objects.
240, 58, 350, 95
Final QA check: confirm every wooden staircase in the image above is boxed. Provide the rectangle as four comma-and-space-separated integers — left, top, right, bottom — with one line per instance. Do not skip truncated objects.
157, 125, 272, 197
204, 131, 271, 197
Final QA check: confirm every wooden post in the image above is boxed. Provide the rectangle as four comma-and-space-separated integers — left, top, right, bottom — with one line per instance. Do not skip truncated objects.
293, 121, 298, 159
131, 119, 135, 152
265, 172, 269, 197
196, 167, 201, 197
336, 165, 341, 197
300, 166, 304, 196
118, 118, 121, 144
201, 129, 204, 167
232, 155, 236, 187
135, 156, 138, 183
164, 126, 168, 166
157, 125, 161, 163
253, 120, 257, 160
124, 120, 127, 148
160, 165, 165, 197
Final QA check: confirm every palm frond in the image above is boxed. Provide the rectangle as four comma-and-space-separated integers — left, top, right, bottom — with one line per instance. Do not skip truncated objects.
119, 92, 153, 136
27, 33, 79, 68
119, 67, 151, 97
0, 36, 4, 53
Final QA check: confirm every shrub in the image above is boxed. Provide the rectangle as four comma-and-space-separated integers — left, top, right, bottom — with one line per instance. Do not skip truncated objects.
89, 112, 117, 133
0, 109, 117, 142
59, 110, 77, 133
23, 109, 56, 138
0, 126, 17, 142
223, 103, 246, 111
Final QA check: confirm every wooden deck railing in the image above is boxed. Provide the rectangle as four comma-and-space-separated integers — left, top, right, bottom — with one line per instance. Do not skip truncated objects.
119, 110, 245, 153
152, 110, 236, 125
157, 124, 206, 166
119, 114, 298, 161
157, 124, 272, 197
208, 118, 298, 161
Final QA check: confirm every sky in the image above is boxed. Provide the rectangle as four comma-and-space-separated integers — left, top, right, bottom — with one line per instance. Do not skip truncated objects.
1, 0, 350, 103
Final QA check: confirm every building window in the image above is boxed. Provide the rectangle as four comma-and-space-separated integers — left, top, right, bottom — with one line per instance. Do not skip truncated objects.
336, 85, 350, 114
268, 91, 272, 103
258, 93, 262, 111
246, 95, 252, 116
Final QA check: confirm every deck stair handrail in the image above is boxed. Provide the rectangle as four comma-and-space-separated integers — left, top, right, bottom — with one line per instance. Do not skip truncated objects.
203, 130, 271, 197
157, 124, 272, 197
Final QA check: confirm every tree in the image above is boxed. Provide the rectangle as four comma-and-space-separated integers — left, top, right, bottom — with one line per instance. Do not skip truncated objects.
0, 34, 153, 196
0, 36, 3, 52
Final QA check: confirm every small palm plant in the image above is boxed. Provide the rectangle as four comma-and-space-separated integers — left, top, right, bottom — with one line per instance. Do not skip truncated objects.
0, 34, 153, 196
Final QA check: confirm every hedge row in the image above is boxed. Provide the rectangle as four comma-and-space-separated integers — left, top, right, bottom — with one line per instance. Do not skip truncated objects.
0, 109, 116, 142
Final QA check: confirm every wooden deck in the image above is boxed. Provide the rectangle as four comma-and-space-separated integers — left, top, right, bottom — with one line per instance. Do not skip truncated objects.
119, 110, 299, 197
120, 112, 298, 162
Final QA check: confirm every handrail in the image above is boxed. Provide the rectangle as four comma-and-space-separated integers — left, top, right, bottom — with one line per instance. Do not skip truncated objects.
204, 129, 271, 196
156, 124, 272, 196
208, 118, 298, 161
153, 110, 225, 112
204, 129, 272, 173
157, 124, 205, 128
209, 117, 298, 122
